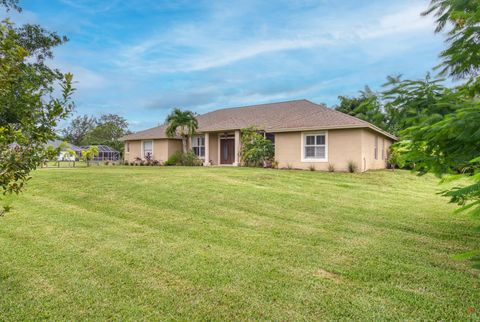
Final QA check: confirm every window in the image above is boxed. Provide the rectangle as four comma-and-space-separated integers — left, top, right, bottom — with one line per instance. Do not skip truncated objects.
302, 132, 327, 161
374, 136, 378, 160
265, 133, 275, 146
126, 142, 130, 153
192, 136, 205, 158
143, 140, 153, 159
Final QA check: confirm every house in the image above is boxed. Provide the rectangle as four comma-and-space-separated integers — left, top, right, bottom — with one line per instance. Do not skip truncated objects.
46, 140, 82, 161
120, 100, 397, 172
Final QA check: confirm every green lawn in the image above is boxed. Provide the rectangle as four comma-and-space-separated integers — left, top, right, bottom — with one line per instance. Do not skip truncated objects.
0, 167, 478, 320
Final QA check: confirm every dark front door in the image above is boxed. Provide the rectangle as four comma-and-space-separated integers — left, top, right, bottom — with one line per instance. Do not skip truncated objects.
220, 139, 235, 164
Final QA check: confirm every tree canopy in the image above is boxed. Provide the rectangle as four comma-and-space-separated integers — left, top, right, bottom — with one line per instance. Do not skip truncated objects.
334, 1, 480, 234
334, 74, 460, 136
165, 108, 198, 154
0, 14, 74, 206
423, 0, 480, 80
0, 0, 20, 11
81, 114, 130, 152
240, 127, 274, 167
335, 86, 386, 130
62, 115, 97, 146
62, 113, 130, 152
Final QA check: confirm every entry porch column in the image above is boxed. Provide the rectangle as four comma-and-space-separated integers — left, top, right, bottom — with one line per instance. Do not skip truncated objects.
233, 130, 240, 166
203, 132, 210, 166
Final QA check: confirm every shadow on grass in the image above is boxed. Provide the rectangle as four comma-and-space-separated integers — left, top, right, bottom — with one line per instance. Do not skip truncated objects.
452, 250, 480, 269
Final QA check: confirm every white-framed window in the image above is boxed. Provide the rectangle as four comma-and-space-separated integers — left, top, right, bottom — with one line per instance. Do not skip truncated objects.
192, 135, 205, 158
301, 132, 327, 162
374, 136, 378, 160
143, 140, 153, 159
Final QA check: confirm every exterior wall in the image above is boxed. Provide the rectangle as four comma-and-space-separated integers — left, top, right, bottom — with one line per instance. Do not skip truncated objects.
361, 129, 393, 171
58, 151, 76, 161
124, 140, 141, 163
275, 129, 363, 171
168, 140, 183, 159
208, 133, 219, 165
153, 140, 169, 162
123, 139, 182, 163
122, 128, 394, 171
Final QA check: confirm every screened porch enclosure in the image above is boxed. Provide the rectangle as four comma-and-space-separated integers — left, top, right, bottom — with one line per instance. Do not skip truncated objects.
79, 145, 120, 161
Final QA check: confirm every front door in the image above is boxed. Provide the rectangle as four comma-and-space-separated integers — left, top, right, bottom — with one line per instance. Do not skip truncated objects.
220, 139, 235, 164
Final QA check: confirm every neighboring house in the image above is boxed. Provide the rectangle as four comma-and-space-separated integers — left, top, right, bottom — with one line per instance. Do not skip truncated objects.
47, 140, 82, 161
121, 99, 397, 172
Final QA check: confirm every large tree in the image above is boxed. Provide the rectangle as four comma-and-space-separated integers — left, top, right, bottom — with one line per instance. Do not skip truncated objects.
165, 108, 198, 154
0, 8, 74, 209
0, 0, 20, 11
401, 1, 480, 206
81, 114, 130, 152
382, 73, 460, 135
423, 0, 480, 81
394, 0, 480, 241
61, 115, 97, 146
334, 86, 387, 131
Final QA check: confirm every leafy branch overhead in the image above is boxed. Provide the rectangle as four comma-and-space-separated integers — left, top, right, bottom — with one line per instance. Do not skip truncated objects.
0, 15, 74, 199
422, 0, 480, 80
335, 0, 480, 223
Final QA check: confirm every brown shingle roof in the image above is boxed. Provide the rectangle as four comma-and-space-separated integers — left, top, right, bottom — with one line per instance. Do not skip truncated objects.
121, 99, 397, 141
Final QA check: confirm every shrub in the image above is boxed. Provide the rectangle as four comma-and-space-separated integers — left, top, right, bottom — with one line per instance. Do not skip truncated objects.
81, 146, 99, 167
164, 151, 201, 166
124, 160, 129, 166
308, 164, 315, 171
145, 152, 152, 162
347, 161, 358, 173
240, 127, 274, 167
152, 160, 160, 166
271, 160, 279, 169
164, 152, 181, 166
328, 163, 335, 172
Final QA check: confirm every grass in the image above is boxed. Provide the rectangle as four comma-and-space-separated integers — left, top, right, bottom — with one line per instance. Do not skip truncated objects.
0, 167, 478, 320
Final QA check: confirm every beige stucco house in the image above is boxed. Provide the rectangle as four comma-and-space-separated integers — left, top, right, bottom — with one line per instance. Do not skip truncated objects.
121, 99, 397, 172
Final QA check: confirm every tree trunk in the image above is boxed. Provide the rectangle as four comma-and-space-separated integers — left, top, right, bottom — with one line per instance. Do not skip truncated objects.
182, 137, 187, 154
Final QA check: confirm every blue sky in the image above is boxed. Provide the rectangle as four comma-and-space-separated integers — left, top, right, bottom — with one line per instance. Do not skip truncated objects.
3, 0, 444, 131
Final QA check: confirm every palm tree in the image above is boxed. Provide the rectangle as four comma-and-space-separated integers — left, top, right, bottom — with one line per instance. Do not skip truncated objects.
165, 108, 198, 153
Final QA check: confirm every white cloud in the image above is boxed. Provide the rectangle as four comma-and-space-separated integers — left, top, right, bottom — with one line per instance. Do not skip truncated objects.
55, 64, 108, 91
114, 1, 435, 74
0, 7, 38, 24
58, 0, 121, 14
355, 3, 434, 39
